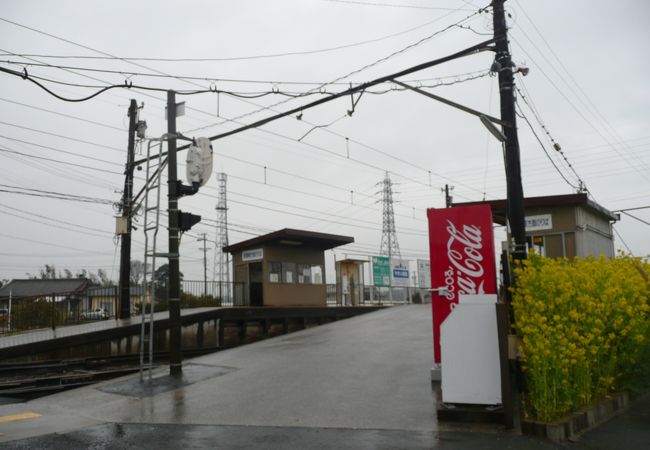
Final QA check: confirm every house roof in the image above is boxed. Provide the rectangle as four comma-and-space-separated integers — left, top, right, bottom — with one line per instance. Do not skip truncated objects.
452, 193, 618, 225
86, 286, 144, 296
0, 278, 91, 300
223, 228, 354, 253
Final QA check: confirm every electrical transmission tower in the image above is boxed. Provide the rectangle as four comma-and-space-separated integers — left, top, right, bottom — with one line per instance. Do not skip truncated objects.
214, 172, 230, 301
378, 172, 401, 261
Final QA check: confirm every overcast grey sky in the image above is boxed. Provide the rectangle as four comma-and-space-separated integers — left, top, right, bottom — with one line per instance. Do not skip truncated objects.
1, 0, 649, 283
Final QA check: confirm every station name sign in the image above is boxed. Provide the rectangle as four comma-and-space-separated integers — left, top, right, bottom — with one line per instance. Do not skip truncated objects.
242, 248, 263, 261
525, 214, 553, 231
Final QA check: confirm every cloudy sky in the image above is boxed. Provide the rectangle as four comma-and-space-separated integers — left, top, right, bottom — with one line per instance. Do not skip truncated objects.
0, 0, 648, 284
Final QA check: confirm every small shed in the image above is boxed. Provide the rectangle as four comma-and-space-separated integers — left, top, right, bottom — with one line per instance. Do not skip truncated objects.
454, 193, 617, 258
0, 278, 90, 305
223, 228, 353, 307
335, 258, 366, 306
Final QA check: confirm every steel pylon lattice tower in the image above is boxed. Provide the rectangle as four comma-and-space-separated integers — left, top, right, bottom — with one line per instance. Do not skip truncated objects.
378, 172, 401, 261
214, 172, 230, 300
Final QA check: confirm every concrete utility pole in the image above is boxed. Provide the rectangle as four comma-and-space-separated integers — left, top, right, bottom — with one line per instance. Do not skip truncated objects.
118, 99, 138, 319
198, 233, 208, 297
167, 90, 182, 376
444, 184, 454, 208
493, 0, 524, 430
493, 0, 527, 261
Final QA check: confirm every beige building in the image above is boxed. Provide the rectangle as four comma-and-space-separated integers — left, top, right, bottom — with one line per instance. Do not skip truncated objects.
224, 229, 353, 307
456, 193, 617, 258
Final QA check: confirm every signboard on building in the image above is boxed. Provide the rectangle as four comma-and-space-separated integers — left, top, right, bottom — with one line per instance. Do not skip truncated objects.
372, 256, 390, 287
242, 248, 263, 262
417, 259, 431, 288
525, 214, 553, 231
391, 259, 410, 287
427, 205, 497, 364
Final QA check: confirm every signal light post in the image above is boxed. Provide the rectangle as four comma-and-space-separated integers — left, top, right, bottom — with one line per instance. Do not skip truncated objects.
167, 90, 183, 376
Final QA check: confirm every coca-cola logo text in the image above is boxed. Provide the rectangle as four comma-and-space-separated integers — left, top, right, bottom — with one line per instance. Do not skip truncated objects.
443, 220, 486, 301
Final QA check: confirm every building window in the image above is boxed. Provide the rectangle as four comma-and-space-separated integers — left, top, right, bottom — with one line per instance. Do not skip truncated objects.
269, 262, 282, 283
282, 262, 296, 284
297, 264, 323, 284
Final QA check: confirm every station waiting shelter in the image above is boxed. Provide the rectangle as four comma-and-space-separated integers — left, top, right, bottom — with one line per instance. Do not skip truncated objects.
223, 228, 353, 307
454, 193, 618, 258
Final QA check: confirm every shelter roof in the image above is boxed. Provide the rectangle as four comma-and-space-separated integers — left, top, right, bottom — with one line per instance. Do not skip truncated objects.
224, 228, 354, 253
453, 193, 618, 225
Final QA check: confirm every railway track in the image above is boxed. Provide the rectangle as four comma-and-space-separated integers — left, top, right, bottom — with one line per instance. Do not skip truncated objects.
0, 347, 221, 397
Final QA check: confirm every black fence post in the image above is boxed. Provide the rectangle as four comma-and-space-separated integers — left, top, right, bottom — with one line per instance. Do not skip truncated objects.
51, 293, 56, 331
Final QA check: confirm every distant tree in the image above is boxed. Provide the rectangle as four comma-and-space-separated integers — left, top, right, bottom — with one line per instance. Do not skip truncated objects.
153, 264, 183, 289
40, 264, 57, 280
130, 260, 148, 285
96, 269, 113, 287
25, 266, 114, 285
75, 269, 89, 279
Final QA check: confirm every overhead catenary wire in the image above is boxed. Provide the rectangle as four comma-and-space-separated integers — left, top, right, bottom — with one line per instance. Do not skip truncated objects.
1, 10, 497, 206
514, 104, 582, 192
0, 7, 475, 64
515, 81, 586, 189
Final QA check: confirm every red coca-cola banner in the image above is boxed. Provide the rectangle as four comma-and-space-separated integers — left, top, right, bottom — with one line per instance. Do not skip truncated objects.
427, 204, 497, 364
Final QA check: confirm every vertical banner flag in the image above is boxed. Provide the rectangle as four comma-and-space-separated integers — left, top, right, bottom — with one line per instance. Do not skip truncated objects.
427, 204, 497, 364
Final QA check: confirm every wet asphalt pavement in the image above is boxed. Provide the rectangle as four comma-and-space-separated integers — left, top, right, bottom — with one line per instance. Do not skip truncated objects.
0, 305, 648, 449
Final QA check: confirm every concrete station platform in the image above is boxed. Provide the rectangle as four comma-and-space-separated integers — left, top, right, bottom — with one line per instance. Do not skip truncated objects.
0, 305, 648, 449
0, 307, 218, 353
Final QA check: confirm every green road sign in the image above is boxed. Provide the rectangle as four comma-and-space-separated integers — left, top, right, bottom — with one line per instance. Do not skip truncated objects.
372, 256, 391, 287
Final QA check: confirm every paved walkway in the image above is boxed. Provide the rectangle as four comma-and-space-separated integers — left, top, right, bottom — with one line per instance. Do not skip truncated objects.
0, 305, 647, 449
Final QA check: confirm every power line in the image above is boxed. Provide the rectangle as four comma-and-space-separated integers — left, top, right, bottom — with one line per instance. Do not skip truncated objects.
0, 202, 112, 235
612, 205, 650, 213
321, 0, 474, 11
0, 205, 112, 238
510, 33, 650, 182
227, 198, 427, 236
514, 87, 587, 191
0, 146, 121, 175
0, 135, 123, 167
0, 9, 472, 63
1, 13, 495, 203
0, 184, 114, 205
620, 211, 650, 228
612, 226, 633, 254
0, 144, 118, 191
0, 119, 124, 152
0, 97, 125, 131
513, 1, 650, 176
224, 174, 425, 223
514, 104, 582, 192
0, 231, 112, 253
226, 190, 424, 233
